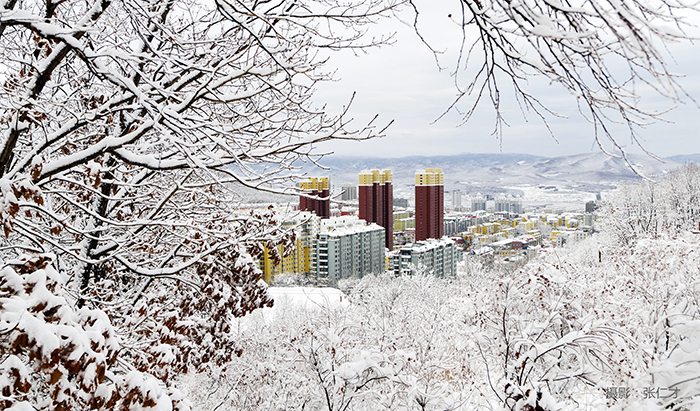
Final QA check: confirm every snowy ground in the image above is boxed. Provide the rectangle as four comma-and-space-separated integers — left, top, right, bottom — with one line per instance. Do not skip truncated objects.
235, 286, 350, 327
266, 287, 349, 310
509, 184, 610, 210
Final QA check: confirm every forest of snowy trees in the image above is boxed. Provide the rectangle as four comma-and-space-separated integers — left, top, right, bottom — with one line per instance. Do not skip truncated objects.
1, 0, 700, 409
184, 165, 700, 411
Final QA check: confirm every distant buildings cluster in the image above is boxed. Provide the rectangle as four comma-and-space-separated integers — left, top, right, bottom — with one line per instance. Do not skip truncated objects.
461, 210, 596, 262
471, 193, 522, 214
255, 168, 598, 284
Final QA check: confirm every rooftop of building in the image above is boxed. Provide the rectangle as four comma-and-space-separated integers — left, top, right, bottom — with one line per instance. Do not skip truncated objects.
319, 215, 384, 236
399, 237, 456, 252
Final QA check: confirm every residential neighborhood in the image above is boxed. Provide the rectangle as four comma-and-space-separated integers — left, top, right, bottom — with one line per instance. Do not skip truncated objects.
255, 169, 599, 284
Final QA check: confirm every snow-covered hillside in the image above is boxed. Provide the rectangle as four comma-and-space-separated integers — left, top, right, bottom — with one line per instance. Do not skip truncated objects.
317, 152, 687, 188
180, 165, 700, 411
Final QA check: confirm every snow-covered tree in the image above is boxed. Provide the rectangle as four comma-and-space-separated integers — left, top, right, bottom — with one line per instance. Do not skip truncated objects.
180, 166, 700, 410
0, 0, 397, 409
603, 164, 700, 246
3, 0, 700, 407
184, 232, 700, 410
410, 0, 700, 166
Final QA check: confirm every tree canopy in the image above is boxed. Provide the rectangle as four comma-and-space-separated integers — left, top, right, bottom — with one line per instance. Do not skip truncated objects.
0, 0, 396, 409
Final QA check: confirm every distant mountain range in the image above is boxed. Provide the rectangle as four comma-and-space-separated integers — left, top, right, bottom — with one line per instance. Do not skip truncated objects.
311, 152, 698, 197
667, 154, 700, 163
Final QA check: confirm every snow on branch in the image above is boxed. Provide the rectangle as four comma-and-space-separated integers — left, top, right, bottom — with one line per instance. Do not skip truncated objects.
0, 0, 401, 407
411, 0, 700, 167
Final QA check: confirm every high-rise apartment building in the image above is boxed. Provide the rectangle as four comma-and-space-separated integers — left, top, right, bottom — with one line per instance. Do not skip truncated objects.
358, 170, 394, 250
471, 194, 486, 212
299, 177, 330, 219
415, 169, 444, 241
452, 189, 462, 210
495, 194, 523, 215
341, 183, 357, 201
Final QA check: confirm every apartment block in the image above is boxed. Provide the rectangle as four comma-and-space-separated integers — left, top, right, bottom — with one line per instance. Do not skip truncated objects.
393, 211, 415, 232
359, 169, 394, 250
554, 230, 589, 247
495, 194, 523, 214
341, 183, 357, 201
299, 177, 330, 219
392, 237, 457, 277
415, 169, 444, 241
394, 198, 409, 208
315, 216, 385, 281
471, 194, 487, 212
259, 211, 320, 283
444, 214, 480, 236
452, 189, 462, 209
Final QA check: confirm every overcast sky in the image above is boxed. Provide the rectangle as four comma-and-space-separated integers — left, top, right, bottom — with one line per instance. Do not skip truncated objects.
312, 2, 700, 160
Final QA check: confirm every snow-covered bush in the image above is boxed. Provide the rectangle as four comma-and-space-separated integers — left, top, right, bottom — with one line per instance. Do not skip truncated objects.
0, 254, 186, 411
186, 267, 619, 410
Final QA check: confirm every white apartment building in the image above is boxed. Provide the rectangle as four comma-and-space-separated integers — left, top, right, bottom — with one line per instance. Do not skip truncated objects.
582, 213, 596, 227
314, 216, 385, 280
393, 237, 458, 277
495, 194, 523, 215
471, 194, 487, 212
452, 189, 462, 209
341, 183, 357, 201
555, 230, 590, 247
